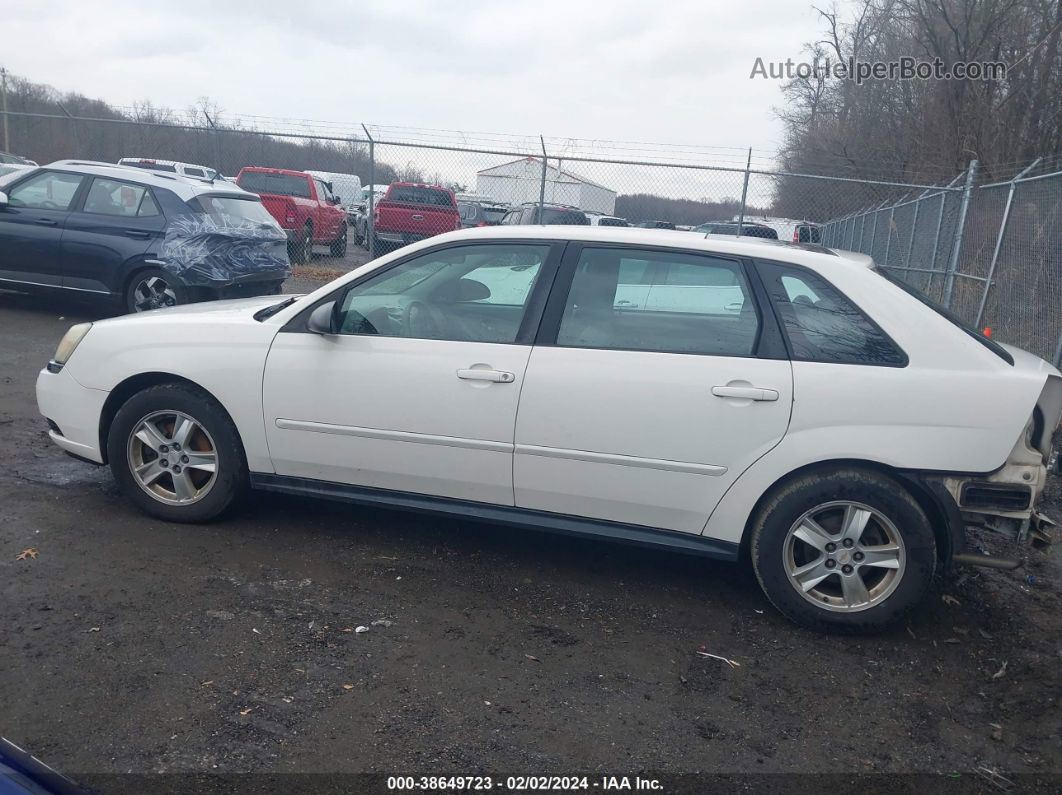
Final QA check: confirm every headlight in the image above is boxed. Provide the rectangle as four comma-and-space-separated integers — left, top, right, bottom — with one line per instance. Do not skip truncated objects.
52, 322, 93, 367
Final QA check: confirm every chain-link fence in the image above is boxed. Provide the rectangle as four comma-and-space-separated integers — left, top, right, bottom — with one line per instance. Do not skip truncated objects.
823, 162, 1062, 366
2, 108, 1059, 366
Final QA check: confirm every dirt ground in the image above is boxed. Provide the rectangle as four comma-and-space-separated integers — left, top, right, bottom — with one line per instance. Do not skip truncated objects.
1, 281, 1061, 791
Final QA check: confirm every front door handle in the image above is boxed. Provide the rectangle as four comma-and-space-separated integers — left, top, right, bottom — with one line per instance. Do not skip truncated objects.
457, 368, 515, 383
35, 218, 58, 226
711, 385, 779, 401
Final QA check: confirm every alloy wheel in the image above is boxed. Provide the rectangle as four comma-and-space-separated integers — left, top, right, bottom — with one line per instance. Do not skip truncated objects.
132, 276, 177, 312
126, 410, 218, 505
782, 500, 906, 612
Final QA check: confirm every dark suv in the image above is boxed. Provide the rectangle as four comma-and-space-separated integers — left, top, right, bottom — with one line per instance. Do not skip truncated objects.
0, 160, 289, 313
500, 203, 590, 225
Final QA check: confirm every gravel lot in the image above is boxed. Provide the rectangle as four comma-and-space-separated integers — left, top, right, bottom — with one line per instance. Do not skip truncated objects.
1, 280, 1061, 790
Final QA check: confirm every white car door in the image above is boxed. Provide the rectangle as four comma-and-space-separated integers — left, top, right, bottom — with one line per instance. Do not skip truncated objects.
262, 241, 558, 505
514, 244, 794, 534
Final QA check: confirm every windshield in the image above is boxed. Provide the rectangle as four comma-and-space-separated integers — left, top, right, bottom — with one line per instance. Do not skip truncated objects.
873, 267, 1014, 364
482, 207, 508, 222
599, 217, 629, 227
238, 172, 310, 198
196, 195, 281, 228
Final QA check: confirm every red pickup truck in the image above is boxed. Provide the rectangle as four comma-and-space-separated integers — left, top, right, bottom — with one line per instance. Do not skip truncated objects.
236, 167, 347, 262
373, 183, 461, 250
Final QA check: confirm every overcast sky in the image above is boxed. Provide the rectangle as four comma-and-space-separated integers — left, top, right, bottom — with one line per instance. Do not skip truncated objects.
4, 0, 825, 160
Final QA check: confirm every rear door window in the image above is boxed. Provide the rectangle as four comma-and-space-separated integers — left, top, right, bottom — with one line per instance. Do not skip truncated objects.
82, 178, 158, 217
557, 247, 759, 356
758, 262, 906, 366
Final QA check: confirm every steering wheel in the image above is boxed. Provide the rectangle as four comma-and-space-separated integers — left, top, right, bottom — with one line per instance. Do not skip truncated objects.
404, 301, 449, 339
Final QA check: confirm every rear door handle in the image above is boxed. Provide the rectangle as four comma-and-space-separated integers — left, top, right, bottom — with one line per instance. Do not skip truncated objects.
35, 218, 58, 226
124, 230, 150, 239
711, 385, 779, 401
457, 368, 515, 383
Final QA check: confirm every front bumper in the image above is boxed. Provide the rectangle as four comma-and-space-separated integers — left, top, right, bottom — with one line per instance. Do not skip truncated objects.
36, 367, 109, 464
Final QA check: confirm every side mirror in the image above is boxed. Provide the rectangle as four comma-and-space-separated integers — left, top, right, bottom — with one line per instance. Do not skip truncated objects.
330, 196, 341, 205
307, 301, 336, 334
0, 191, 8, 207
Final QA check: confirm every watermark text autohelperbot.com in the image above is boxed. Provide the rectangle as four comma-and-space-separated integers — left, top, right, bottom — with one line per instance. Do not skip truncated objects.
751, 56, 1006, 85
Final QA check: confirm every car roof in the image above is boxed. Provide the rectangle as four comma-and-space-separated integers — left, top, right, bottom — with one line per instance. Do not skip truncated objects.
389, 182, 451, 190
40, 160, 256, 201
427, 225, 875, 270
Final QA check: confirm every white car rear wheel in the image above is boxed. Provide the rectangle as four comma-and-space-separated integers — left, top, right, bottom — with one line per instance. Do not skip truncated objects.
751, 467, 937, 634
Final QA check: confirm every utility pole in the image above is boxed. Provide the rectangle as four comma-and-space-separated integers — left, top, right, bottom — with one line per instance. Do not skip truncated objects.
1, 67, 10, 152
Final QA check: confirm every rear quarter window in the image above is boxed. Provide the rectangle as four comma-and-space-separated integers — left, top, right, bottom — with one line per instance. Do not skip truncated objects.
759, 261, 907, 366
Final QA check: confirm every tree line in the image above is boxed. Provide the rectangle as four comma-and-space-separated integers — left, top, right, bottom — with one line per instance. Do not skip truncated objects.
774, 0, 1061, 216
1, 74, 399, 184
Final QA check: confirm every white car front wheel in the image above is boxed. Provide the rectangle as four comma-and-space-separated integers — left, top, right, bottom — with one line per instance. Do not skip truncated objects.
108, 384, 247, 523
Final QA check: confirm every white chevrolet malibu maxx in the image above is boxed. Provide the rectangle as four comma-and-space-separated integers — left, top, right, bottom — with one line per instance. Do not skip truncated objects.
37, 227, 1061, 633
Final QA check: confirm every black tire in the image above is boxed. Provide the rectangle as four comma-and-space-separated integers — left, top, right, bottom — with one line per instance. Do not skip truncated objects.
125, 268, 186, 314
750, 466, 937, 634
288, 224, 312, 264
107, 383, 248, 523
329, 225, 348, 258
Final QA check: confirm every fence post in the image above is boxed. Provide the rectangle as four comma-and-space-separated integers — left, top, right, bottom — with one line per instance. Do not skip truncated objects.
538, 135, 547, 225
974, 157, 1041, 328
943, 159, 978, 308
0, 67, 9, 152
857, 211, 866, 251
869, 200, 887, 258
882, 201, 897, 266
57, 102, 80, 158
904, 192, 923, 271
202, 110, 222, 178
1054, 329, 1062, 369
735, 147, 752, 236
361, 124, 375, 258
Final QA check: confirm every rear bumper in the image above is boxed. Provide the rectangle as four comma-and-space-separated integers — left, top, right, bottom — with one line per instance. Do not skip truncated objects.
36, 367, 108, 464
375, 230, 431, 244
190, 268, 290, 293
